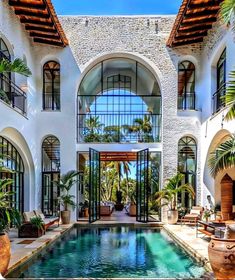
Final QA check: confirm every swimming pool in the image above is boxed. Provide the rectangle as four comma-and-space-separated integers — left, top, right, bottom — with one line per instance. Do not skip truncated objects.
10, 226, 206, 278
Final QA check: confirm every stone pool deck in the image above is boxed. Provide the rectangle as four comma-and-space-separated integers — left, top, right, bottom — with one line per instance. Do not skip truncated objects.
164, 224, 212, 271
6, 223, 73, 277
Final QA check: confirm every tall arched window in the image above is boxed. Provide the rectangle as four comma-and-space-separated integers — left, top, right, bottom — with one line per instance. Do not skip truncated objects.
0, 136, 24, 212
42, 136, 60, 216
178, 61, 195, 110
178, 136, 197, 209
43, 61, 60, 111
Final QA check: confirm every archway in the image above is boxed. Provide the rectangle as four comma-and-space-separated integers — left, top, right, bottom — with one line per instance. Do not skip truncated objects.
77, 57, 161, 144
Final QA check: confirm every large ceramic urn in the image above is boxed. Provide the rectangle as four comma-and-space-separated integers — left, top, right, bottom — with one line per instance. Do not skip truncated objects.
208, 236, 235, 279
0, 233, 11, 276
167, 210, 178, 224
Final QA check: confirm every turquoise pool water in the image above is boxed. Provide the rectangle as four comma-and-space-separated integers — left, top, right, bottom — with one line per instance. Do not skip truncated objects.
13, 226, 205, 278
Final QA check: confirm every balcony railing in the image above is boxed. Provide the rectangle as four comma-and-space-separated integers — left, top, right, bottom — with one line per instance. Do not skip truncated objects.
43, 93, 60, 110
0, 74, 26, 115
178, 93, 195, 110
212, 84, 226, 114
78, 113, 161, 143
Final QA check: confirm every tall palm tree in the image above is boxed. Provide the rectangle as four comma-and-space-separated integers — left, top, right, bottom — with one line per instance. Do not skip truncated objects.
208, 134, 235, 178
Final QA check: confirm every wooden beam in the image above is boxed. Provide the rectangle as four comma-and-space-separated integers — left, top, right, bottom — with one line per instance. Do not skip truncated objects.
189, 0, 221, 9
20, 18, 54, 26
175, 32, 207, 41
25, 25, 57, 33
9, 0, 46, 10
29, 31, 60, 39
33, 37, 63, 46
14, 8, 50, 19
179, 23, 212, 32
172, 37, 204, 46
184, 12, 218, 21
180, 17, 217, 26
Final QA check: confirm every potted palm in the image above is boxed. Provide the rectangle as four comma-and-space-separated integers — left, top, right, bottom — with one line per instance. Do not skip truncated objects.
56, 170, 79, 224
155, 173, 195, 224
0, 166, 21, 276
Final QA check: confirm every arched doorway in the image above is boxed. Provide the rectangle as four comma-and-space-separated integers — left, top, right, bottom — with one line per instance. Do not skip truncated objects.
0, 136, 24, 212
78, 57, 161, 144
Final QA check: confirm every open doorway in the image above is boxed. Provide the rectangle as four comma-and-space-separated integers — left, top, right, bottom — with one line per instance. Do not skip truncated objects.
77, 149, 161, 223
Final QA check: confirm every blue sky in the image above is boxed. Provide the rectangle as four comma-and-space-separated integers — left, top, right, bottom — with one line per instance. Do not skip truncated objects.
52, 0, 182, 15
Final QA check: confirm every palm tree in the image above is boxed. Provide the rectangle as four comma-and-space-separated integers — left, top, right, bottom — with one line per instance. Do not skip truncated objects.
84, 116, 103, 142
126, 115, 152, 142
208, 134, 235, 178
155, 173, 195, 211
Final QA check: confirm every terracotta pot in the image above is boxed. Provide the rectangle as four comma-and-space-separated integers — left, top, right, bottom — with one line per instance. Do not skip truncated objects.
208, 236, 235, 279
84, 208, 89, 217
61, 210, 71, 224
0, 233, 11, 276
129, 204, 136, 216
167, 210, 178, 224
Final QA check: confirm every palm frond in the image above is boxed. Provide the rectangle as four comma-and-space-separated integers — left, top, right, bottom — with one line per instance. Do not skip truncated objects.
0, 58, 32, 77
208, 135, 235, 177
220, 0, 235, 31
224, 71, 235, 120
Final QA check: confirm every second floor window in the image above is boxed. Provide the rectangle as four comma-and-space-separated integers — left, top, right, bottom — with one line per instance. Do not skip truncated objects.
43, 61, 60, 111
178, 61, 195, 110
213, 49, 226, 113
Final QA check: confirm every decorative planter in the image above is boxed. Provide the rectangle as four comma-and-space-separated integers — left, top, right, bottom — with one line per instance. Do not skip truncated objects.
208, 236, 235, 279
115, 203, 124, 211
61, 210, 71, 224
167, 210, 178, 224
18, 224, 44, 238
0, 233, 11, 276
84, 208, 89, 217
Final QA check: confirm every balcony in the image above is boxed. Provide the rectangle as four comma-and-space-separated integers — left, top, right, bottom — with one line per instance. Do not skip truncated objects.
178, 93, 195, 110
77, 113, 161, 143
212, 84, 226, 114
0, 74, 27, 115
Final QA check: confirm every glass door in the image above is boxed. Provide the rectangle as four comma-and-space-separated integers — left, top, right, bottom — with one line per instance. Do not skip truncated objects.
136, 148, 149, 223
89, 148, 100, 223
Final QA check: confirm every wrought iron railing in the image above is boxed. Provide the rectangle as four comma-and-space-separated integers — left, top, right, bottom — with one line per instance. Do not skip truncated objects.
212, 84, 226, 114
77, 113, 161, 143
178, 93, 196, 110
0, 74, 26, 115
43, 93, 60, 110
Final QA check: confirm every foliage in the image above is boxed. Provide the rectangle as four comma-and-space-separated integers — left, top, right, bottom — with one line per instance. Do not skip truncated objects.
220, 0, 235, 31
30, 216, 44, 231
0, 89, 11, 104
100, 162, 118, 201
224, 71, 235, 120
0, 149, 22, 234
103, 126, 122, 142
84, 116, 103, 142
203, 208, 214, 219
155, 173, 195, 211
79, 200, 89, 209
208, 134, 235, 177
56, 170, 79, 211
0, 58, 32, 77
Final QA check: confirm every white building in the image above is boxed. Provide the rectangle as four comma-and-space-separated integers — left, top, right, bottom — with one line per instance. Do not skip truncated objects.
0, 0, 234, 222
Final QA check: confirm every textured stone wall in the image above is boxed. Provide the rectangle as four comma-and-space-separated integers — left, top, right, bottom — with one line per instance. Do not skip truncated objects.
60, 15, 203, 205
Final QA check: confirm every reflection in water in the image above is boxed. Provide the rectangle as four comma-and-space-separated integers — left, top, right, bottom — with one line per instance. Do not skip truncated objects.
15, 226, 205, 279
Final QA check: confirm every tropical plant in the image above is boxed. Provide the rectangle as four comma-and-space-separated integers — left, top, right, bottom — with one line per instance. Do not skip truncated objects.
30, 216, 44, 231
0, 57, 31, 105
220, 0, 235, 31
100, 162, 118, 201
208, 134, 235, 177
56, 170, 79, 211
155, 173, 195, 211
103, 125, 121, 142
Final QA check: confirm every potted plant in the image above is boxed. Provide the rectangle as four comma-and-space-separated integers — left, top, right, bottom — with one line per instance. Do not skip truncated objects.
115, 190, 124, 211
56, 170, 79, 224
155, 173, 195, 224
79, 200, 89, 217
29, 216, 45, 237
0, 176, 22, 276
203, 207, 213, 222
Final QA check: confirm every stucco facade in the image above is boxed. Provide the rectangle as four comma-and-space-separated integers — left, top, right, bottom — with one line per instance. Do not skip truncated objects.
0, 0, 235, 220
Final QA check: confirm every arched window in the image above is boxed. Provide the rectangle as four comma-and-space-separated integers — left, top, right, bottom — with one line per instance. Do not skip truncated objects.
0, 136, 24, 212
178, 136, 197, 209
43, 61, 60, 110
178, 61, 195, 110
42, 136, 60, 216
